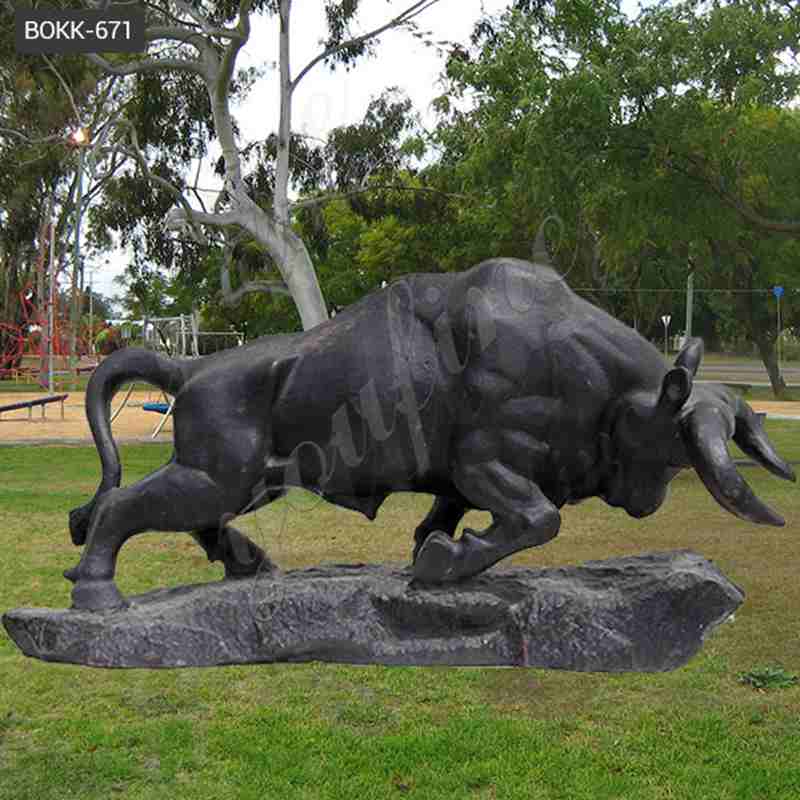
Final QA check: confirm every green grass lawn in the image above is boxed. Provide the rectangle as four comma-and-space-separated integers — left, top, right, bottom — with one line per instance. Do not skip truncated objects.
1, 428, 800, 799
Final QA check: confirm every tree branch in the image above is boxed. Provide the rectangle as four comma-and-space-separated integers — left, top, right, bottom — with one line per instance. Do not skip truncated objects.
113, 121, 208, 245
42, 54, 83, 128
222, 280, 291, 306
676, 151, 800, 236
172, 0, 241, 40
86, 52, 207, 78
172, 0, 212, 31
0, 126, 62, 145
292, 0, 442, 90
165, 207, 244, 229
145, 25, 207, 46
219, 0, 253, 87
289, 184, 466, 212
188, 151, 209, 214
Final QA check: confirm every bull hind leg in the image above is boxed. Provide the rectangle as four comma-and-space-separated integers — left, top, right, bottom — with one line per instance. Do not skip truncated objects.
191, 466, 288, 580
192, 525, 278, 579
413, 496, 468, 563
413, 451, 560, 584
65, 462, 258, 611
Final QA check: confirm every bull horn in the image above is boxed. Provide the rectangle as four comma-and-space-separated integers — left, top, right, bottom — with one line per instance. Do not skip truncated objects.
674, 337, 704, 378
681, 404, 785, 527
733, 401, 796, 483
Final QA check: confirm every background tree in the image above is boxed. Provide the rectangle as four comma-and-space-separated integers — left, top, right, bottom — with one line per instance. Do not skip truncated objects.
0, 7, 113, 368
430, 0, 800, 394
81, 0, 443, 330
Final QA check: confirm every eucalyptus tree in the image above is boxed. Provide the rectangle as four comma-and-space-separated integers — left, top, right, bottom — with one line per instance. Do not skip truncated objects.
168, 86, 447, 335
81, 0, 442, 330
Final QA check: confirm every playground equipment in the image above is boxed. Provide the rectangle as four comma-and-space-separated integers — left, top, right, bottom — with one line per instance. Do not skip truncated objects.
137, 314, 243, 357
0, 216, 97, 391
111, 313, 244, 438
0, 393, 69, 421
0, 280, 94, 386
143, 402, 170, 414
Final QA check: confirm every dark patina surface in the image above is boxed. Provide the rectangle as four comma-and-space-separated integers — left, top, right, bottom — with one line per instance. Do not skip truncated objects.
52, 258, 794, 612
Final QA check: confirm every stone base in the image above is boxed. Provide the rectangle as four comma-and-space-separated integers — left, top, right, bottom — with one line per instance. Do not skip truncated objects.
2, 551, 743, 672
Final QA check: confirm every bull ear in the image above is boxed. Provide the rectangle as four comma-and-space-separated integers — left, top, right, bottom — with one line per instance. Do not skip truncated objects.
674, 337, 704, 378
658, 366, 692, 414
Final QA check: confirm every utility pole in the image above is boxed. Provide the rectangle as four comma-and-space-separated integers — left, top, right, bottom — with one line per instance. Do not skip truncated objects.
774, 286, 784, 371
48, 214, 56, 395
68, 128, 89, 369
685, 267, 695, 340
88, 270, 94, 357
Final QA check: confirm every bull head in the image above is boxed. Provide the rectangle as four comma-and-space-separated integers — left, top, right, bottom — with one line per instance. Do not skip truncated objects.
603, 338, 795, 524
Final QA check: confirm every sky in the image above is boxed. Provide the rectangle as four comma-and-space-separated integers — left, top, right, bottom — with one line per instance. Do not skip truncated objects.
91, 0, 642, 302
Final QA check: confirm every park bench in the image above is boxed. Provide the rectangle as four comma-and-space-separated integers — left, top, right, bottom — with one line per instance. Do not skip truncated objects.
0, 393, 69, 421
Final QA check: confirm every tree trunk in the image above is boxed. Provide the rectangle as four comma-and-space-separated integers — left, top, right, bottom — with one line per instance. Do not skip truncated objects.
270, 0, 328, 330
202, 0, 329, 331
741, 253, 790, 399
754, 335, 789, 398
239, 199, 328, 330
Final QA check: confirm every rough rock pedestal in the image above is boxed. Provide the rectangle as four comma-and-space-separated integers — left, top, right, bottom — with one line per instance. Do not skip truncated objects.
3, 550, 743, 672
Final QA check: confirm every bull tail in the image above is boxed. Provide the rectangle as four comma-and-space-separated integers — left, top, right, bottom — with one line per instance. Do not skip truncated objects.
69, 348, 187, 546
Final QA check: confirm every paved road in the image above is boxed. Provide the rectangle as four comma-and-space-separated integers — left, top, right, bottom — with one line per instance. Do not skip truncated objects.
700, 364, 800, 377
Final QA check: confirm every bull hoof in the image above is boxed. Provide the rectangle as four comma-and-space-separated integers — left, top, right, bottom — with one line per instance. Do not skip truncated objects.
412, 531, 461, 583
70, 579, 129, 612
412, 528, 454, 563
222, 528, 278, 580
413, 530, 497, 584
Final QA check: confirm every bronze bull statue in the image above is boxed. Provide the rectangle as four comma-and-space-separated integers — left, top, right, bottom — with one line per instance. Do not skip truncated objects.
67, 258, 794, 610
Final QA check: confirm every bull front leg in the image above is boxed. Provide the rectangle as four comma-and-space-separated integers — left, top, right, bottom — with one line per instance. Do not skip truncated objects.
413, 436, 560, 583
413, 496, 468, 563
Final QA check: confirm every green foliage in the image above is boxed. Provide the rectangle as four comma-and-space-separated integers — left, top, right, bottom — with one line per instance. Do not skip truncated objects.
738, 666, 799, 691
428, 0, 800, 384
94, 325, 122, 356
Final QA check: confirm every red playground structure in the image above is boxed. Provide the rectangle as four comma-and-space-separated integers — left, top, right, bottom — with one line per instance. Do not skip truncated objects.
0, 223, 95, 389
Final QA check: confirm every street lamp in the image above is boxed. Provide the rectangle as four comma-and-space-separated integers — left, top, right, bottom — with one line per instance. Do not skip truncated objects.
70, 127, 88, 146
67, 127, 91, 371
